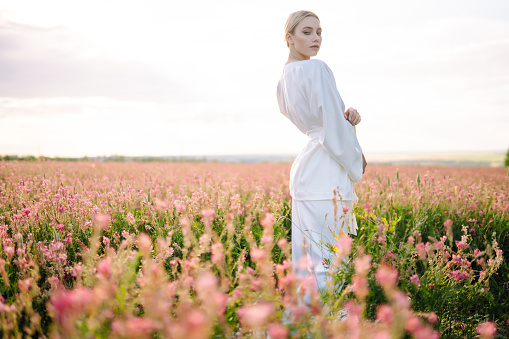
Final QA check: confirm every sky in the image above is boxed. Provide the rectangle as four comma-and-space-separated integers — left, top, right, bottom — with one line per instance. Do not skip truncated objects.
0, 0, 508, 157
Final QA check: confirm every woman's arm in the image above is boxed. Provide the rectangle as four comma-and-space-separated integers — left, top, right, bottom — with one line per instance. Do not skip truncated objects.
309, 61, 364, 182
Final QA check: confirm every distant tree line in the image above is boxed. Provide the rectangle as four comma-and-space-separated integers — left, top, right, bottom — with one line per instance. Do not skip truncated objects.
0, 155, 207, 162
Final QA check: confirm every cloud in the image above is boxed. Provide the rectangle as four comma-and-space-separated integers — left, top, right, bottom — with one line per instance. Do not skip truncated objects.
0, 17, 193, 103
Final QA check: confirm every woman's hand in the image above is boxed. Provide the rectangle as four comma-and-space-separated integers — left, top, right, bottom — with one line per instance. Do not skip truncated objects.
344, 107, 361, 126
362, 153, 367, 174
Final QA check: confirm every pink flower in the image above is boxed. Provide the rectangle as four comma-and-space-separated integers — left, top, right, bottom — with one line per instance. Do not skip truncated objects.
277, 273, 294, 290
97, 257, 111, 278
184, 257, 200, 270
375, 264, 398, 289
344, 299, 362, 316
407, 236, 415, 246
376, 304, 393, 323
201, 208, 215, 225
275, 260, 291, 274
168, 309, 207, 339
102, 236, 110, 246
260, 213, 275, 229
180, 216, 190, 228
4, 246, 14, 259
72, 263, 83, 277
136, 233, 152, 253
452, 254, 461, 265
342, 206, 350, 214
372, 331, 391, 339
444, 219, 453, 237
237, 303, 274, 328
392, 291, 411, 309
211, 242, 224, 265
415, 242, 426, 260
50, 287, 92, 324
267, 323, 289, 339
195, 271, 218, 294
174, 200, 186, 213
0, 301, 8, 313
414, 326, 440, 339
336, 234, 353, 257
47, 276, 59, 289
455, 240, 467, 250
277, 238, 287, 248
17, 278, 31, 292
251, 277, 262, 291
427, 311, 438, 323
405, 316, 422, 333
232, 289, 243, 299
250, 248, 267, 262
435, 240, 444, 251
154, 198, 169, 211
352, 274, 369, 299
384, 250, 395, 261
363, 203, 372, 212
214, 292, 228, 314
94, 214, 111, 230
410, 274, 420, 287
126, 212, 135, 225
479, 270, 487, 281
354, 254, 371, 276
113, 316, 161, 337
477, 321, 496, 339
450, 270, 468, 281
199, 234, 210, 246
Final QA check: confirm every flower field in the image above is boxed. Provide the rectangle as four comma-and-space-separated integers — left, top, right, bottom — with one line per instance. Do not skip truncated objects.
0, 161, 507, 338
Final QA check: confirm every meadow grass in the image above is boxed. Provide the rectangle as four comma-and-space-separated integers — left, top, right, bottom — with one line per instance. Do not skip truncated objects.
0, 161, 506, 338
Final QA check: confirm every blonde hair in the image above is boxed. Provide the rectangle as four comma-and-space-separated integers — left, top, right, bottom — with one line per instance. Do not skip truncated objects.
284, 10, 320, 47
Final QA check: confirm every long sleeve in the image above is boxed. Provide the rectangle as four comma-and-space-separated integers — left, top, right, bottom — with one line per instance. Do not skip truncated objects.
309, 62, 363, 183
276, 82, 288, 118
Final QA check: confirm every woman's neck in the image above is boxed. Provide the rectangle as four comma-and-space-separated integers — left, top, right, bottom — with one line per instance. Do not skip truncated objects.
286, 49, 310, 64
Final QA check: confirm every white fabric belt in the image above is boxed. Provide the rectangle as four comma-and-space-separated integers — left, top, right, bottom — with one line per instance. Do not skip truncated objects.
305, 128, 321, 140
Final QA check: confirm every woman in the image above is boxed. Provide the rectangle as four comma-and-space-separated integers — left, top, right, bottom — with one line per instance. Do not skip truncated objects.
277, 10, 367, 293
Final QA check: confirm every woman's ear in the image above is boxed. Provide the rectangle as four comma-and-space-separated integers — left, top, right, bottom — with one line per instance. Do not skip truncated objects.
286, 33, 294, 45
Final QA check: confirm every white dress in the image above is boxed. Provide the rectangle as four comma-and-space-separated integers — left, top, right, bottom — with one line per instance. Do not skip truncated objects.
277, 59, 364, 292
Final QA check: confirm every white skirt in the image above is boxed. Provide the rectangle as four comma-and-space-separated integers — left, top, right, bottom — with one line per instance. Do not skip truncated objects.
291, 199, 357, 292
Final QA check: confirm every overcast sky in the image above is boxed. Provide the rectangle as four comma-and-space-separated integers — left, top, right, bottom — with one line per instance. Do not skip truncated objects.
1, 0, 508, 157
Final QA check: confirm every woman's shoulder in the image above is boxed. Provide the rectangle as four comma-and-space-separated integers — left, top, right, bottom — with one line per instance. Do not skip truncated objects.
284, 59, 332, 78
285, 58, 328, 69
279, 59, 335, 97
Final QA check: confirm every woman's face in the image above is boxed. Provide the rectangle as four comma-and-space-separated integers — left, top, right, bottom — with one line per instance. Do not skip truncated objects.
287, 16, 322, 59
